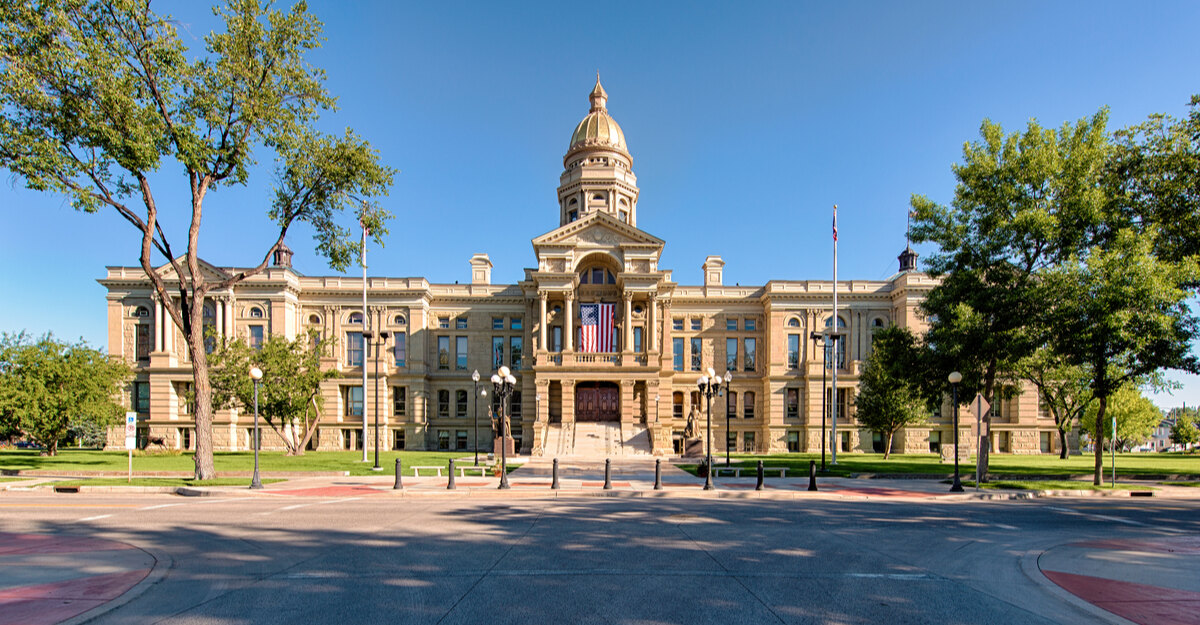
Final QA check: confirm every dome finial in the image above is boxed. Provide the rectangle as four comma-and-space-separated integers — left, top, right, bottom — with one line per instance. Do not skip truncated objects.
590, 73, 608, 112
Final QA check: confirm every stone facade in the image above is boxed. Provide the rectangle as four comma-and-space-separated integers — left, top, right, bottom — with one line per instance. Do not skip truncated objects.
100, 79, 1066, 456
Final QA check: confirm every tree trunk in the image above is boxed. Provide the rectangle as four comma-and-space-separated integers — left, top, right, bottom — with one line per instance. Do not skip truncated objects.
1093, 393, 1107, 486
187, 317, 217, 481
979, 360, 997, 483
883, 431, 893, 460
1058, 425, 1070, 460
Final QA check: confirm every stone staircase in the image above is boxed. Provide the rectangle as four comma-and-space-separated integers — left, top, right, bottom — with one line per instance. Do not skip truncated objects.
541, 422, 652, 457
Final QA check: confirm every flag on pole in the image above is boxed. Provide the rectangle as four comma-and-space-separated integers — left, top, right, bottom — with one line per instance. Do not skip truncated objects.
579, 303, 614, 353
832, 204, 838, 242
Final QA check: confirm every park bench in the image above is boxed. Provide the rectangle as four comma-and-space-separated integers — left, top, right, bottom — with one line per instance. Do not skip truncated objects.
712, 466, 788, 478
410, 465, 491, 477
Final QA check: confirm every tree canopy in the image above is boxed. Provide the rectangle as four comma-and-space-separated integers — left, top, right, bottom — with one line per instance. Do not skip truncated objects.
854, 326, 930, 459
0, 1, 394, 478
1081, 384, 1164, 452
0, 332, 132, 455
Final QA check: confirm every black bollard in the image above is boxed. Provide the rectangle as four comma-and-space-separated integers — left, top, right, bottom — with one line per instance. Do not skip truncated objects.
808, 460, 819, 491
551, 458, 560, 490
603, 458, 613, 490
393, 457, 403, 490
653, 458, 663, 490
756, 460, 765, 491
447, 458, 456, 490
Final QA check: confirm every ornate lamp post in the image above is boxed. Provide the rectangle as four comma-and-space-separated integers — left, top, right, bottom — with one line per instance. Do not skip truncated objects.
811, 331, 828, 471
249, 366, 263, 490
697, 367, 730, 490
491, 366, 516, 489
723, 370, 733, 466
362, 330, 389, 471
472, 370, 480, 466
948, 371, 964, 492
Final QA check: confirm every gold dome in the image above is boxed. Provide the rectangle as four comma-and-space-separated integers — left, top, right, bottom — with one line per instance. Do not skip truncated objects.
568, 76, 627, 154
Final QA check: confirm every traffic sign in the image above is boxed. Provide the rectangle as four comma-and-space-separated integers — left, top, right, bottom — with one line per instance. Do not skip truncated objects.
971, 394, 990, 421
124, 412, 137, 450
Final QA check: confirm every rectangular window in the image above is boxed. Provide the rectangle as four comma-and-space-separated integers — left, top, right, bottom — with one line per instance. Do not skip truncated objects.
438, 317, 450, 329
132, 381, 150, 414
455, 336, 468, 370
673, 392, 684, 419
727, 430, 737, 452
743, 337, 756, 371
136, 324, 150, 360
787, 431, 800, 452
437, 336, 450, 370
633, 327, 643, 353
841, 431, 851, 452
744, 431, 755, 452
552, 326, 563, 352
249, 325, 264, 351
456, 317, 468, 330
690, 337, 702, 371
744, 318, 757, 332
492, 317, 504, 330
786, 388, 799, 418
673, 338, 684, 371
930, 430, 942, 454
726, 390, 737, 418
341, 429, 353, 450
393, 386, 407, 417
344, 386, 363, 418
347, 331, 364, 367
393, 429, 405, 450
744, 391, 755, 419
456, 390, 468, 417
672, 318, 684, 331
175, 382, 194, 415
393, 333, 406, 367
437, 430, 450, 451
510, 336, 523, 370
690, 319, 701, 331
511, 391, 522, 418
510, 317, 522, 330
437, 390, 449, 417
787, 334, 800, 369
726, 318, 737, 332
827, 388, 849, 421
493, 336, 505, 368
456, 430, 468, 450
726, 338, 737, 371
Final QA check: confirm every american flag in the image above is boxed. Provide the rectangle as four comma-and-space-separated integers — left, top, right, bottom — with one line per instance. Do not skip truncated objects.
832, 204, 838, 242
579, 303, 614, 353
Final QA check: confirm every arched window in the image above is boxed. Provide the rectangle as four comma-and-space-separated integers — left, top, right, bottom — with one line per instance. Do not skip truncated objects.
348, 312, 363, 324
134, 306, 150, 318
308, 314, 321, 324
579, 266, 615, 285
872, 318, 886, 328
393, 314, 406, 325
249, 307, 264, 318
824, 315, 848, 368
787, 317, 801, 328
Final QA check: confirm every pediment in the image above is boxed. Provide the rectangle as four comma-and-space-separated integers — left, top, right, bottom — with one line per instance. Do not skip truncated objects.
155, 257, 231, 282
532, 212, 664, 248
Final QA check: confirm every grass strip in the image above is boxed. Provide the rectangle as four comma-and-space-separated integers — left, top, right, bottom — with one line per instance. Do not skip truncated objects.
48, 478, 286, 487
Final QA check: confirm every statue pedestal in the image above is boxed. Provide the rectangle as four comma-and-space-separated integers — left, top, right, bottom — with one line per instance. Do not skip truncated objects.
684, 437, 704, 458
493, 435, 515, 457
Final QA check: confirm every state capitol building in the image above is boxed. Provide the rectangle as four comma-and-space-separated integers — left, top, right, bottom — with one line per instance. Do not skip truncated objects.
101, 79, 1063, 457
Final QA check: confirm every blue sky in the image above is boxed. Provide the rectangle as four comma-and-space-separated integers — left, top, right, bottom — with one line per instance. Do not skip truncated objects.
2, 0, 1199, 407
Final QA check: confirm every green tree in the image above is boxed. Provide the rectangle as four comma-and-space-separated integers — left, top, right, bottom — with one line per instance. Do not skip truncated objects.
1169, 414, 1198, 450
1042, 229, 1199, 483
0, 333, 132, 455
0, 1, 394, 478
854, 327, 930, 459
1082, 384, 1163, 452
1014, 348, 1092, 459
207, 329, 335, 455
910, 110, 1111, 480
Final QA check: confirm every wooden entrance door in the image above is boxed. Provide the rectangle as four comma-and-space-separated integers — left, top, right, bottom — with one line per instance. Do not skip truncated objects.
575, 382, 620, 422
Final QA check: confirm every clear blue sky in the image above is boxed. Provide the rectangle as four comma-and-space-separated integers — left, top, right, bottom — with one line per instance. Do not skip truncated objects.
2, 0, 1198, 408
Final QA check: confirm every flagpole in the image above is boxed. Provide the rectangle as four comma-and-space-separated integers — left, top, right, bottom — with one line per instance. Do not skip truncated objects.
831, 204, 838, 465
360, 217, 369, 463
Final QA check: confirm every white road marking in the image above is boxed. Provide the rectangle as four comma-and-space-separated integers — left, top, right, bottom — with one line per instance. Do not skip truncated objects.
78, 514, 113, 521
994, 523, 1019, 530
261, 497, 363, 514
1047, 506, 1144, 526
140, 503, 183, 510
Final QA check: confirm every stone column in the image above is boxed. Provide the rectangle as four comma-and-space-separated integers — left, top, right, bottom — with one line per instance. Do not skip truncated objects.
564, 293, 574, 352
539, 291, 548, 354
648, 293, 658, 352
623, 292, 633, 352
561, 378, 575, 423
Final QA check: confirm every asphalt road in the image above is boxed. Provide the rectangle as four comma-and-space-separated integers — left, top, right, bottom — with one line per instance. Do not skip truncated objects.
3, 492, 1197, 625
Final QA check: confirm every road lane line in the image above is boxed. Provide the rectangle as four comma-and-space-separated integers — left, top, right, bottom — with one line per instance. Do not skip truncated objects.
261, 497, 363, 514
78, 514, 113, 521
1047, 506, 1144, 526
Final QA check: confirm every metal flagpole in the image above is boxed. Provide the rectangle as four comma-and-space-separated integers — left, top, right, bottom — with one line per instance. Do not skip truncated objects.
831, 204, 839, 465
361, 218, 369, 463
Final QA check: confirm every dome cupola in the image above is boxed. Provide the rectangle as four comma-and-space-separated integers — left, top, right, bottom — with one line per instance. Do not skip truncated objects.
567, 76, 628, 157
557, 76, 640, 228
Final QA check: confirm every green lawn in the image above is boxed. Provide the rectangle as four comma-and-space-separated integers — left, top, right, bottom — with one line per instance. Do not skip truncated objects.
1161, 481, 1200, 487
47, 477, 286, 487
0, 449, 483, 476
679, 452, 1200, 478
962, 480, 1153, 492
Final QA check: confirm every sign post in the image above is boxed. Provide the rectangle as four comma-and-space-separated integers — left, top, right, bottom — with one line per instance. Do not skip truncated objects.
970, 394, 990, 491
125, 412, 136, 484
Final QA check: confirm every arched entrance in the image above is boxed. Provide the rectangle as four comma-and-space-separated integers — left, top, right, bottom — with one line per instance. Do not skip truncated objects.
575, 381, 620, 422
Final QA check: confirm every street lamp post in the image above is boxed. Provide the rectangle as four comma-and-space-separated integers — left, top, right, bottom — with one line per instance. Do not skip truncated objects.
491, 366, 516, 489
697, 367, 730, 490
249, 366, 263, 490
948, 371, 964, 492
472, 370, 480, 466
723, 370, 733, 466
363, 330, 389, 471
811, 331, 828, 471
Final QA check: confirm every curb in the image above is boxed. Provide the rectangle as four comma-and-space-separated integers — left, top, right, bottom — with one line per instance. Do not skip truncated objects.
57, 537, 172, 625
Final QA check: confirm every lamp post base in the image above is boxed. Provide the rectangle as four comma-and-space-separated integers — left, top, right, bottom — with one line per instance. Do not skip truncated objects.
949, 475, 964, 492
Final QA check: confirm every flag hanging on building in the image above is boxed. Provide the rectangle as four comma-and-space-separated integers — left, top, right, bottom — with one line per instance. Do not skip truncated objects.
579, 303, 614, 353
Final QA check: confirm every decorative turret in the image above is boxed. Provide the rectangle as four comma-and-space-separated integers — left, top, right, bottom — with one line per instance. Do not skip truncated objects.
272, 242, 293, 268
898, 244, 918, 272
557, 76, 640, 228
